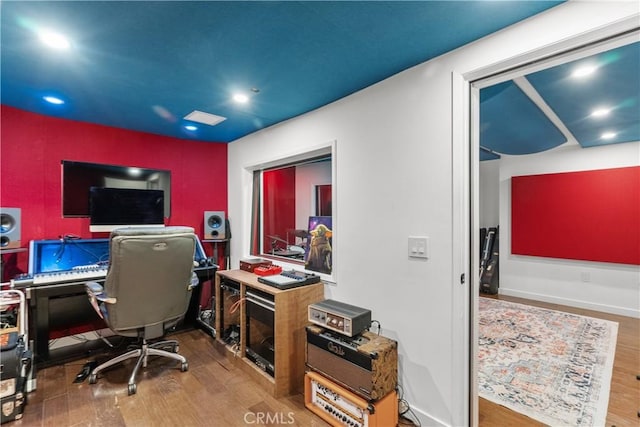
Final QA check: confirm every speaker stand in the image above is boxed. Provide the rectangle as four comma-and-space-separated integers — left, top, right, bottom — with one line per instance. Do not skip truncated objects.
202, 239, 229, 270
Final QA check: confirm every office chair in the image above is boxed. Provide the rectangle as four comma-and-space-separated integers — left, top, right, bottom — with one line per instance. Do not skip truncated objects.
85, 226, 199, 395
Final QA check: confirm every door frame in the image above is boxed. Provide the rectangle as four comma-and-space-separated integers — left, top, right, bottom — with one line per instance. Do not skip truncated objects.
451, 16, 640, 427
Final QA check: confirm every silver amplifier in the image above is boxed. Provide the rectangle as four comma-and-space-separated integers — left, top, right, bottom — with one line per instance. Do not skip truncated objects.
308, 299, 371, 337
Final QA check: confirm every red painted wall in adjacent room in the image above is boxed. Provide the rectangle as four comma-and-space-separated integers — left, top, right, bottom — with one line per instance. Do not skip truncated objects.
511, 166, 640, 265
0, 105, 228, 275
263, 167, 295, 253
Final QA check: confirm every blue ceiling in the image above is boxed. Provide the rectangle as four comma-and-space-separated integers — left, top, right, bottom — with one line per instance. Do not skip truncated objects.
480, 41, 640, 160
1, 1, 566, 144
5, 2, 636, 159
527, 42, 640, 148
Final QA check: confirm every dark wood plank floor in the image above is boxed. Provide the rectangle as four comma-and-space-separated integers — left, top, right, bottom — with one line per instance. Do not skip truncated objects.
479, 294, 640, 427
12, 329, 331, 427
10, 295, 638, 426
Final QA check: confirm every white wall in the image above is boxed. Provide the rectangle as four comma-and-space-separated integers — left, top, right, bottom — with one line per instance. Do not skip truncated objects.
295, 161, 331, 232
227, 3, 639, 425
497, 142, 640, 318
479, 160, 500, 228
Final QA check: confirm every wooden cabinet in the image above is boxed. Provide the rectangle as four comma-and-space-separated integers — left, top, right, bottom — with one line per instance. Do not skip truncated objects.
214, 269, 324, 397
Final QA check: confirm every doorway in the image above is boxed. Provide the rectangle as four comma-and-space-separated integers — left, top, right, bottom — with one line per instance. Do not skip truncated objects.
467, 26, 639, 426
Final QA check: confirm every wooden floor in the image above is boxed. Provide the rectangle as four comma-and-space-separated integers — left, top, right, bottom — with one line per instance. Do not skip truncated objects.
12, 329, 331, 427
479, 295, 640, 427
9, 296, 638, 426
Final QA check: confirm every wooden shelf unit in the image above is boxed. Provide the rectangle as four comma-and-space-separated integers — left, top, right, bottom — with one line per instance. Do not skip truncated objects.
214, 269, 324, 398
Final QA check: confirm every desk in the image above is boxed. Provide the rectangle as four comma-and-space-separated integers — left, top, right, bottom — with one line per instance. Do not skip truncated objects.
24, 264, 217, 367
215, 269, 324, 397
271, 249, 304, 259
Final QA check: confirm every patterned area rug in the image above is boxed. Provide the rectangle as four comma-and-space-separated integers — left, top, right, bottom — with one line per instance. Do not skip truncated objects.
478, 297, 618, 426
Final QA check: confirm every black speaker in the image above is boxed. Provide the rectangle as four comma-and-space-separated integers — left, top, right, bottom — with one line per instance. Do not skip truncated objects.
204, 211, 226, 239
0, 207, 21, 249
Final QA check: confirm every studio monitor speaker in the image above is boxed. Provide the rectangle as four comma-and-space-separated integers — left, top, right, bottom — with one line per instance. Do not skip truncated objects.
204, 211, 226, 239
0, 207, 21, 249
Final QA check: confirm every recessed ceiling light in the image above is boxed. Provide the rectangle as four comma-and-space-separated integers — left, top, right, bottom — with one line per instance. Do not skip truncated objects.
601, 131, 617, 140
38, 30, 71, 50
183, 110, 226, 126
233, 93, 249, 104
571, 65, 597, 78
43, 95, 64, 105
184, 125, 198, 131
590, 107, 611, 118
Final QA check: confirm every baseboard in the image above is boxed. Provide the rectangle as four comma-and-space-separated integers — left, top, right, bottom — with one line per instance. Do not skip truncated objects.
499, 288, 640, 319
403, 404, 450, 427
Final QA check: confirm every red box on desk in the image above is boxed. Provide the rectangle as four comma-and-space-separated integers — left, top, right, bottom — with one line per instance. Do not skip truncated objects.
239, 258, 272, 273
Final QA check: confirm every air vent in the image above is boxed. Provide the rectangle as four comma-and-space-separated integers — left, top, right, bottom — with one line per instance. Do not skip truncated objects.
184, 110, 227, 126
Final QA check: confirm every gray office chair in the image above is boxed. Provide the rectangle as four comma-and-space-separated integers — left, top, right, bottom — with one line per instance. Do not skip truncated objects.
85, 226, 198, 395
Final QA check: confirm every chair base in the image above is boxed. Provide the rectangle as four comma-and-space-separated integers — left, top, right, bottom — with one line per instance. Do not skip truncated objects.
89, 339, 188, 395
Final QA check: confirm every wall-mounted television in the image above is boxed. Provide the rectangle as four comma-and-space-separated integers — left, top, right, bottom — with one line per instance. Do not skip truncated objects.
62, 160, 171, 217
89, 187, 165, 232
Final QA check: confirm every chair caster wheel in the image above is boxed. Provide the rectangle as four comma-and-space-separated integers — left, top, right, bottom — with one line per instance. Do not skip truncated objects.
128, 383, 137, 395
89, 374, 97, 384
181, 362, 189, 372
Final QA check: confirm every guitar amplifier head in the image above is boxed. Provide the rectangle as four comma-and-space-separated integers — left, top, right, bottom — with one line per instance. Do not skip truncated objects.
305, 325, 397, 401
305, 371, 398, 427
308, 299, 371, 337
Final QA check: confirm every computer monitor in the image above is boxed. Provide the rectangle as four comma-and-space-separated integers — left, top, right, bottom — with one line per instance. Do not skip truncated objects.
29, 238, 110, 275
89, 187, 165, 232
29, 235, 208, 275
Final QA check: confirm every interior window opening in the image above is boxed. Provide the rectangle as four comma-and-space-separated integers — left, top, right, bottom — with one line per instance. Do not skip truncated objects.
250, 154, 334, 279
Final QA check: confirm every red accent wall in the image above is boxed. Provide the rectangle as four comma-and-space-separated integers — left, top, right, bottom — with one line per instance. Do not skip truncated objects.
511, 166, 640, 265
262, 167, 295, 252
1, 105, 228, 275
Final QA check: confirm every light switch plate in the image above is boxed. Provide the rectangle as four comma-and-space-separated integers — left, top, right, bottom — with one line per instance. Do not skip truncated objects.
408, 236, 429, 259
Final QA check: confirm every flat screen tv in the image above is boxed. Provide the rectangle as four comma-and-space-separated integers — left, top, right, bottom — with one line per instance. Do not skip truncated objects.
62, 160, 171, 217
89, 187, 165, 232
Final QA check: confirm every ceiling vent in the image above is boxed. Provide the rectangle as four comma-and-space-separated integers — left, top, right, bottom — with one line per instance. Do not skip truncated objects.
183, 110, 226, 126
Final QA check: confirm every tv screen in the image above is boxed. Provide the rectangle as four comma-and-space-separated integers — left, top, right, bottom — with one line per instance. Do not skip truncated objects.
89, 187, 165, 232
62, 160, 171, 217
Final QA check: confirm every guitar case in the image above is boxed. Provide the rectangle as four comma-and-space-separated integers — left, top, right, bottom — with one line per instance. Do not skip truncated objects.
480, 227, 499, 294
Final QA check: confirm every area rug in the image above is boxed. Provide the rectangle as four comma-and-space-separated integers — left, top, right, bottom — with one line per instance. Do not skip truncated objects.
478, 297, 618, 426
